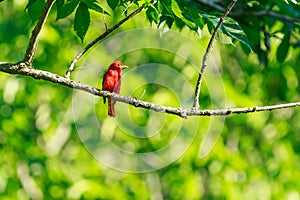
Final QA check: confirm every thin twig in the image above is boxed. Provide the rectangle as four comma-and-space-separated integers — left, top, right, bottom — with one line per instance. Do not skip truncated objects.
23, 0, 56, 65
196, 0, 300, 23
234, 10, 300, 23
64, 5, 147, 79
193, 0, 237, 108
103, 9, 108, 31
1, 62, 300, 118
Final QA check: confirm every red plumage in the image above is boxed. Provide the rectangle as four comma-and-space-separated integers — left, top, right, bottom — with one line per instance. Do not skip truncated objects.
102, 61, 127, 117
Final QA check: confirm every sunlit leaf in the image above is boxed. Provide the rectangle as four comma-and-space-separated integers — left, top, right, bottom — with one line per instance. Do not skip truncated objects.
171, 0, 183, 18
203, 14, 251, 50
221, 18, 252, 50
216, 31, 233, 45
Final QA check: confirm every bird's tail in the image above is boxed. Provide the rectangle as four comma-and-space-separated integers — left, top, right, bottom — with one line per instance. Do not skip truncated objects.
108, 98, 116, 117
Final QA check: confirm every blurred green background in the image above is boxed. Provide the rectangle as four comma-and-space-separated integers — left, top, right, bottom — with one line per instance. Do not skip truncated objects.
1, 0, 300, 199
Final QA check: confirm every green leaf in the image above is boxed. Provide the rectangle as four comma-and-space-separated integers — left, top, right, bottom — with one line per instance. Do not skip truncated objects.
25, 0, 37, 10
74, 2, 90, 42
26, 0, 45, 22
56, 0, 80, 21
203, 15, 251, 50
107, 0, 119, 10
160, 0, 173, 17
159, 15, 174, 29
202, 14, 219, 33
221, 18, 252, 50
146, 5, 159, 24
171, 0, 183, 18
240, 25, 260, 53
181, 18, 197, 30
174, 17, 185, 29
56, 0, 64, 9
183, 8, 203, 29
277, 31, 290, 62
143, 0, 152, 7
216, 31, 234, 45
80, 0, 109, 15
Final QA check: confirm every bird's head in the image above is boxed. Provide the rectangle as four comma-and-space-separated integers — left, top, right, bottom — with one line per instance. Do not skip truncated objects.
109, 61, 128, 71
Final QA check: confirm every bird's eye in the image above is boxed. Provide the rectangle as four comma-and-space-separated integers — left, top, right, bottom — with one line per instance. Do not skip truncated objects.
118, 64, 121, 66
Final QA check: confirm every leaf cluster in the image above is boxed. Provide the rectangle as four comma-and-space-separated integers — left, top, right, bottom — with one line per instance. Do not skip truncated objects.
25, 0, 300, 65
26, 0, 109, 42
230, 0, 300, 66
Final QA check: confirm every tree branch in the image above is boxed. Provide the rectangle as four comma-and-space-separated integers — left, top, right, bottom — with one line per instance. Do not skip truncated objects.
193, 0, 237, 109
196, 0, 300, 23
64, 5, 147, 79
234, 10, 300, 23
1, 62, 299, 119
23, 0, 56, 65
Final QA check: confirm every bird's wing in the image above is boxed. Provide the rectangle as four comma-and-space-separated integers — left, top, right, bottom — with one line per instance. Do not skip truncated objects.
114, 79, 121, 94
102, 71, 118, 91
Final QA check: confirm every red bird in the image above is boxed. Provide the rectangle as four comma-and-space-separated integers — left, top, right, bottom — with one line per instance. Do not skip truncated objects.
102, 61, 128, 117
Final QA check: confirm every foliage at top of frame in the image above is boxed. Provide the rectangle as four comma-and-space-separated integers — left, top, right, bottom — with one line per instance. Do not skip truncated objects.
25, 0, 300, 65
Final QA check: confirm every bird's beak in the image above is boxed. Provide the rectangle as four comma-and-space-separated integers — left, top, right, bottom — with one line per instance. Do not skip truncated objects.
121, 65, 128, 69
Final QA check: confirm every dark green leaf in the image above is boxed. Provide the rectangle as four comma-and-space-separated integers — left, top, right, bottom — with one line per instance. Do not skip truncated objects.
25, 0, 37, 10
107, 0, 119, 10
258, 48, 268, 68
277, 31, 290, 62
131, 0, 140, 6
146, 5, 159, 24
263, 29, 271, 51
160, 0, 173, 17
183, 8, 203, 29
174, 17, 185, 29
159, 15, 174, 29
56, 0, 80, 21
56, 0, 64, 10
74, 2, 90, 42
27, 0, 45, 22
240, 25, 260, 53
80, 0, 109, 15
